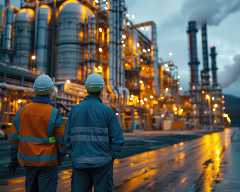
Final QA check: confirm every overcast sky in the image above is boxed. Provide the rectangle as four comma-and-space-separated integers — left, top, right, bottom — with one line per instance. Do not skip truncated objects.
1, 0, 240, 97
125, 0, 240, 97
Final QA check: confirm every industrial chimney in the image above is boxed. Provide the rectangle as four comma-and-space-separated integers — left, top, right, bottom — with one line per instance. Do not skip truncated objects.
201, 24, 210, 86
187, 21, 200, 86
210, 46, 218, 88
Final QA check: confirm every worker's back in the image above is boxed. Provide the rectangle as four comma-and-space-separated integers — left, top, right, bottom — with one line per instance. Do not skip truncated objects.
8, 74, 66, 192
71, 95, 111, 127
13, 102, 61, 167
64, 73, 124, 192
67, 94, 115, 169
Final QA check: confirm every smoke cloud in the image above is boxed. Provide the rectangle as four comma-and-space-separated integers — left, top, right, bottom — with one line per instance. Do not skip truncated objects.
219, 54, 240, 88
183, 0, 240, 26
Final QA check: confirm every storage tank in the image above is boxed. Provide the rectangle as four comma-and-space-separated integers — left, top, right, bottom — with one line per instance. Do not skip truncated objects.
36, 5, 52, 75
13, 8, 35, 68
56, 0, 93, 81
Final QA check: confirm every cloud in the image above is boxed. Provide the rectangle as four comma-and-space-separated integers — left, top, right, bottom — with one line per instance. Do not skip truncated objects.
184, 0, 240, 26
219, 54, 240, 88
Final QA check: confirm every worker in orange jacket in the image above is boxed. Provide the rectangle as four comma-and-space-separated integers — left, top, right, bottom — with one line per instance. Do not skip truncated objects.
7, 74, 66, 192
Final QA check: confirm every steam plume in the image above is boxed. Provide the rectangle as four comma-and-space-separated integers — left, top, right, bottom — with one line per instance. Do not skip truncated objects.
183, 0, 240, 26
219, 54, 240, 88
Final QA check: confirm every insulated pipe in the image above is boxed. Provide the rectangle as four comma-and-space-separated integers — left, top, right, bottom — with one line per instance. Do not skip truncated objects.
0, 82, 34, 92
36, 5, 52, 75
116, 0, 120, 87
91, 15, 95, 74
2, 0, 9, 57
210, 46, 218, 87
202, 23, 210, 86
133, 21, 159, 98
4, 7, 13, 63
0, 4, 4, 50
122, 87, 130, 106
34, 2, 39, 68
119, 0, 124, 87
50, 0, 56, 78
117, 87, 124, 104
119, 0, 130, 105
83, 18, 87, 82
87, 15, 91, 77
10, 6, 20, 14
113, 0, 117, 87
116, 0, 123, 103
107, 0, 117, 102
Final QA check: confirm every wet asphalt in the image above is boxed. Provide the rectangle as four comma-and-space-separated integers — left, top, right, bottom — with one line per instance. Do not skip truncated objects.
0, 129, 236, 192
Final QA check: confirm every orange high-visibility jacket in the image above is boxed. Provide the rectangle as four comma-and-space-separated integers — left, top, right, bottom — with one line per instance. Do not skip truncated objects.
8, 101, 66, 167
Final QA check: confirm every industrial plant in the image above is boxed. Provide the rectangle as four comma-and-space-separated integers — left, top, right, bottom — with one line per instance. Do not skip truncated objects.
0, 0, 230, 131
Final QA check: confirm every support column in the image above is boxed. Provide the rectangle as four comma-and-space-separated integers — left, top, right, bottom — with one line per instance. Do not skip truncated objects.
139, 109, 142, 130
131, 106, 134, 129
144, 112, 147, 130
21, 77, 24, 86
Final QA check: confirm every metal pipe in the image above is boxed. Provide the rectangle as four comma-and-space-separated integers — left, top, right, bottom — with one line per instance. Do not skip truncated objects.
133, 21, 159, 98
91, 15, 95, 74
118, 0, 130, 105
0, 4, 4, 50
2, 0, 9, 51
87, 15, 91, 77
50, 0, 56, 78
83, 18, 87, 82
33, 1, 39, 69
116, 0, 120, 87
113, 0, 117, 87
0, 82, 34, 92
122, 87, 130, 106
36, 5, 52, 75
119, 0, 124, 87
10, 6, 20, 14
107, 0, 117, 103
4, 7, 13, 63
117, 87, 124, 105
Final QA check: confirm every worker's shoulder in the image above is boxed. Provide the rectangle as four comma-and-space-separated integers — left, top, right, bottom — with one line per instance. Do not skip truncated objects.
101, 103, 114, 113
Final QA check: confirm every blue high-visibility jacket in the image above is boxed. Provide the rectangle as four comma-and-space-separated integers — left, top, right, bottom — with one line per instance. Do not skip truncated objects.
64, 94, 124, 169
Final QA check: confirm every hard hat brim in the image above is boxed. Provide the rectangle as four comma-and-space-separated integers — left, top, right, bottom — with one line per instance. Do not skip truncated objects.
85, 85, 104, 92
34, 85, 54, 95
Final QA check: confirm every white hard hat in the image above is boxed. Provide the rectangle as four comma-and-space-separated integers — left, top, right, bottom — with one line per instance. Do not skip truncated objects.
33, 74, 54, 95
85, 73, 105, 92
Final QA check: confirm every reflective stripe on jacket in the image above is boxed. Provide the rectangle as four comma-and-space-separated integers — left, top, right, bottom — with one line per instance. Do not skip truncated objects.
8, 95, 66, 167
64, 94, 124, 169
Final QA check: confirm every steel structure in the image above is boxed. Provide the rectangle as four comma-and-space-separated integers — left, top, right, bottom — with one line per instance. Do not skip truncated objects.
0, 0, 209, 131
187, 21, 226, 129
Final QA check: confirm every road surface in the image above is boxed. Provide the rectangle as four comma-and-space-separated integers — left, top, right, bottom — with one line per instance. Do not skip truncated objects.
0, 128, 234, 192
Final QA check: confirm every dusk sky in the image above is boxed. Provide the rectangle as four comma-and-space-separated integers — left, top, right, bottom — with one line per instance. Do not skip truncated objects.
126, 0, 240, 97
1, 0, 240, 97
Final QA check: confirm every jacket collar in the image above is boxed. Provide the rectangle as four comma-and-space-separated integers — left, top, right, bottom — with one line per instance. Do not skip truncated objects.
84, 95, 102, 103
32, 95, 52, 105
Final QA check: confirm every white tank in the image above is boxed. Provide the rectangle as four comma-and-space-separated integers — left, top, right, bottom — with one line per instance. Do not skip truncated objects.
56, 0, 93, 81
13, 8, 35, 68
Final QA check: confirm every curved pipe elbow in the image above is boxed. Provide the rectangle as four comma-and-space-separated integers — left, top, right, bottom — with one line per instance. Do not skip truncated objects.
11, 6, 20, 14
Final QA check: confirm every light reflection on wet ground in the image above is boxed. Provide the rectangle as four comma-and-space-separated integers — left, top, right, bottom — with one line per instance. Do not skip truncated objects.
0, 128, 234, 192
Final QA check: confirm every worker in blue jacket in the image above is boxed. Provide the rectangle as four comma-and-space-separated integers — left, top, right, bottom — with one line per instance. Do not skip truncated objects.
64, 73, 124, 192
